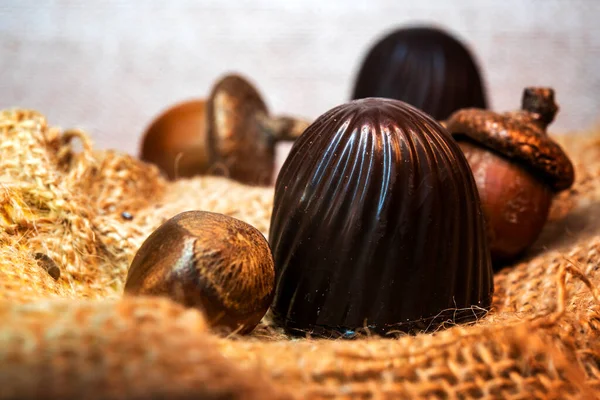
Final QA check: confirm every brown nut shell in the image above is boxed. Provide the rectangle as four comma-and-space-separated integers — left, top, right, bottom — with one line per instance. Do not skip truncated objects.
458, 139, 553, 261
205, 74, 274, 185
124, 211, 275, 334
444, 88, 574, 191
140, 100, 209, 179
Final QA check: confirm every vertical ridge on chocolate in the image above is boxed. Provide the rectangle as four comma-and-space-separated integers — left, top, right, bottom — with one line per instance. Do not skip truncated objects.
269, 98, 493, 336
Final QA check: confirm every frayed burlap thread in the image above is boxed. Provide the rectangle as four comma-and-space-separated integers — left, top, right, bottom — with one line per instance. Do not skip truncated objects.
1, 109, 600, 399
0, 297, 291, 400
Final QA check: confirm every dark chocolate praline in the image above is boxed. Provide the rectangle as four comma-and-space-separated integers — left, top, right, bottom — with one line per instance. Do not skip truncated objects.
269, 98, 493, 337
351, 26, 488, 120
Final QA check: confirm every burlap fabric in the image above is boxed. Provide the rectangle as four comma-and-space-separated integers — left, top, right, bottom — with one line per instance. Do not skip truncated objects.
1, 109, 600, 399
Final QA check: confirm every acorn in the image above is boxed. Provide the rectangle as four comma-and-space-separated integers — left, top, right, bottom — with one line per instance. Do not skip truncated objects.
444, 88, 575, 264
140, 74, 310, 185
124, 211, 275, 334
269, 98, 493, 337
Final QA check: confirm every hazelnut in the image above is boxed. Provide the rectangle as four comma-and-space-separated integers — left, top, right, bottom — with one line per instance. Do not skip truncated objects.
444, 88, 575, 264
269, 98, 493, 337
124, 211, 275, 334
140, 74, 310, 184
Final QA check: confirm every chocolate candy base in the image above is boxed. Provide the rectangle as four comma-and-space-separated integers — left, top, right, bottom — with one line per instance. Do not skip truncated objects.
270, 294, 492, 339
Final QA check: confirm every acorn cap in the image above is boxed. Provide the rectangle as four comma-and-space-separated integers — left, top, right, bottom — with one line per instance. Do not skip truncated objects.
444, 88, 574, 191
205, 74, 274, 185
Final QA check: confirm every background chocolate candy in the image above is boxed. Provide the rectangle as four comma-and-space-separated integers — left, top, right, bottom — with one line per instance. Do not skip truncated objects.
351, 26, 488, 120
269, 98, 493, 337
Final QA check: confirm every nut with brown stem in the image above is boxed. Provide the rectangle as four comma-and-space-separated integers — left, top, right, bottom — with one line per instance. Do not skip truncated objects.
140, 74, 310, 185
444, 88, 575, 264
124, 211, 275, 334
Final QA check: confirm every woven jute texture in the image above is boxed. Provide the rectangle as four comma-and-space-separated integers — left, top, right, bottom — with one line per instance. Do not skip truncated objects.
1, 109, 600, 399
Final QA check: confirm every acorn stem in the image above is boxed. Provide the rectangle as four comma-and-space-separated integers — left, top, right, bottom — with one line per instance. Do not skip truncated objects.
521, 87, 559, 127
258, 114, 310, 141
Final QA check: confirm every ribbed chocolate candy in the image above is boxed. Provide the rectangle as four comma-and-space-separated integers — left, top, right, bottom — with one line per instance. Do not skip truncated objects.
269, 98, 493, 337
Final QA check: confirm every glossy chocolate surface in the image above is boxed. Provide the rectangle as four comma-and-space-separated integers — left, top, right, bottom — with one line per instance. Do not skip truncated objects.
269, 98, 493, 337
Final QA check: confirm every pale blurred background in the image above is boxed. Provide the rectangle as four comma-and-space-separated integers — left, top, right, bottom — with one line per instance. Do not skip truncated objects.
1, 0, 599, 161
